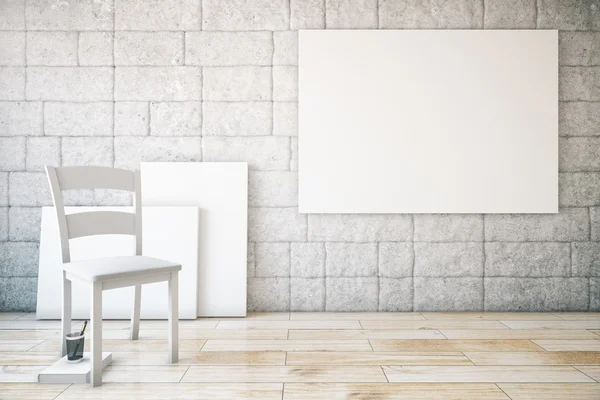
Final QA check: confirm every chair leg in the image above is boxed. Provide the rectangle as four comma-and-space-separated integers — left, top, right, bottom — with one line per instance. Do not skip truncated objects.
168, 271, 179, 364
130, 284, 141, 340
61, 272, 71, 358
90, 281, 103, 387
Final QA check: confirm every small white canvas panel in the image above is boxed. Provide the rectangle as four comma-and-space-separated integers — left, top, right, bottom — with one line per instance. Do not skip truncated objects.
37, 207, 199, 319
299, 30, 558, 213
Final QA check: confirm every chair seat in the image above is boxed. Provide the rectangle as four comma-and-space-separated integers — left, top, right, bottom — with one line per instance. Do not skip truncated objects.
63, 256, 181, 282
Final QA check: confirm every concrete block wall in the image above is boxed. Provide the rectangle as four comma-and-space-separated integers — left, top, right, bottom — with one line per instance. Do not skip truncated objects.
0, 0, 599, 312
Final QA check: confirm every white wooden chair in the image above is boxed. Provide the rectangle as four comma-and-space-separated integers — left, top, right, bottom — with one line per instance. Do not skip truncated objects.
45, 166, 181, 387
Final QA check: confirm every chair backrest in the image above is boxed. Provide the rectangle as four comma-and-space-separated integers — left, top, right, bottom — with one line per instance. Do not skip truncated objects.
45, 166, 142, 263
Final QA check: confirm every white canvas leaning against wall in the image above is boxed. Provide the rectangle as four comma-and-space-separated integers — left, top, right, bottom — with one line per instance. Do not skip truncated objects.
298, 30, 558, 214
141, 162, 248, 317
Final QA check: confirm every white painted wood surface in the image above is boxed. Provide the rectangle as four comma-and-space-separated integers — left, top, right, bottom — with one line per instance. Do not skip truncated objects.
37, 206, 199, 319
140, 162, 248, 317
38, 352, 112, 384
299, 30, 558, 213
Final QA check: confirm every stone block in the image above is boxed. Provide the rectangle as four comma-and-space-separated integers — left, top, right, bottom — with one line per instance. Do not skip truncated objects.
44, 102, 113, 136
291, 0, 325, 29
255, 242, 290, 277
414, 242, 484, 277
291, 278, 325, 311
326, 242, 378, 277
273, 66, 298, 101
247, 242, 255, 277
247, 277, 290, 312
150, 102, 201, 136
26, 137, 60, 171
560, 67, 600, 101
484, 277, 589, 311
0, 241, 39, 276
308, 214, 412, 241
202, 102, 272, 136
273, 32, 298, 65
26, 0, 113, 30
0, 173, 7, 205
290, 137, 298, 171
115, 67, 201, 101
115, 32, 184, 66
248, 207, 307, 242
273, 102, 298, 136
414, 214, 483, 242
559, 172, 600, 206
291, 242, 325, 277
379, 0, 483, 28
0, 0, 25, 30
202, 136, 290, 170
26, 31, 77, 66
378, 242, 413, 278
326, 0, 377, 28
0, 137, 25, 170
0, 67, 25, 100
114, 137, 201, 169
560, 32, 600, 66
0, 32, 25, 65
0, 207, 7, 240
538, 0, 600, 30
27, 67, 113, 101
591, 278, 599, 311
249, 171, 298, 207
115, 102, 148, 136
379, 277, 413, 311
0, 102, 43, 136
485, 242, 570, 277
8, 207, 40, 241
483, 0, 536, 28
0, 278, 37, 312
202, 0, 289, 30
572, 242, 600, 277
185, 31, 272, 66
203, 67, 271, 101
115, 0, 201, 30
560, 102, 600, 137
560, 137, 600, 172
592, 207, 600, 240
62, 137, 114, 167
79, 32, 114, 66
414, 277, 483, 311
484, 208, 590, 241
326, 277, 378, 311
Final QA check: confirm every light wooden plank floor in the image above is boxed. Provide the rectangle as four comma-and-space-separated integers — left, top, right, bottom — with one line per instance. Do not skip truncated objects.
0, 312, 599, 399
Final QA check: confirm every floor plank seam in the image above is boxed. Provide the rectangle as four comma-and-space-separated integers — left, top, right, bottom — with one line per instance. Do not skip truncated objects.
498, 321, 512, 329
178, 366, 190, 383
573, 366, 600, 383
553, 312, 567, 321
51, 382, 71, 400
494, 383, 514, 399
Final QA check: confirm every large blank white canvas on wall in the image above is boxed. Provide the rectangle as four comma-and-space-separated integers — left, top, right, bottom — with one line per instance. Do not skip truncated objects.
299, 30, 558, 213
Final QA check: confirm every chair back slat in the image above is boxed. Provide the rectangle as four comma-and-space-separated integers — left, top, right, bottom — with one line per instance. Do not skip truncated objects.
56, 166, 135, 191
45, 166, 143, 263
66, 211, 136, 239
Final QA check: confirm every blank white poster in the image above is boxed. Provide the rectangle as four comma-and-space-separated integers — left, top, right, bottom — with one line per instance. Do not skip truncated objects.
299, 30, 558, 213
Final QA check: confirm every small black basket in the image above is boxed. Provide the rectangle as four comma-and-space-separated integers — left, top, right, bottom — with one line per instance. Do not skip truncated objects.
65, 333, 85, 363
